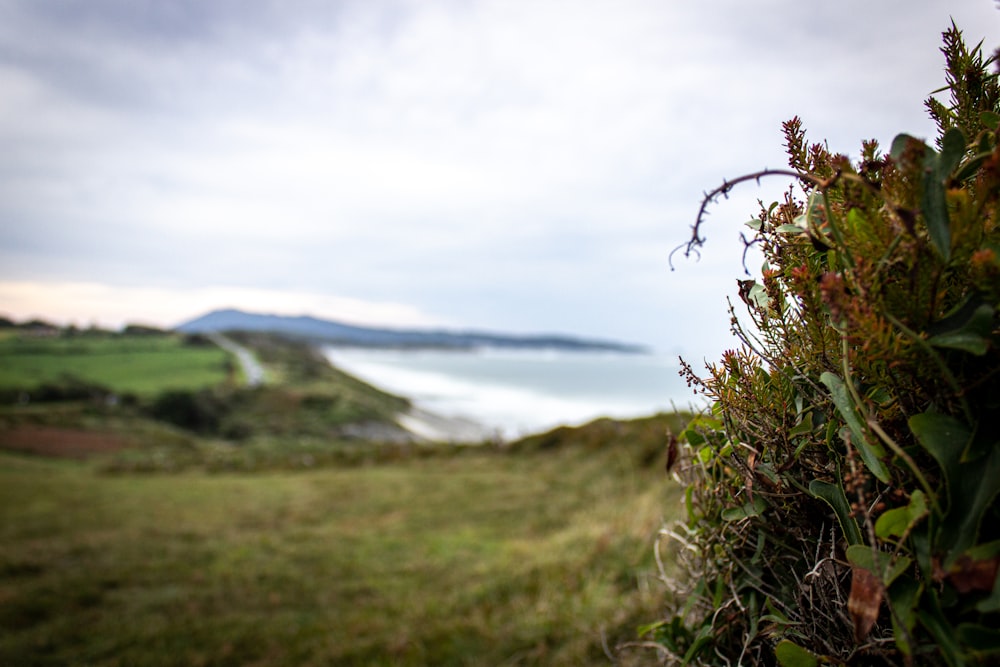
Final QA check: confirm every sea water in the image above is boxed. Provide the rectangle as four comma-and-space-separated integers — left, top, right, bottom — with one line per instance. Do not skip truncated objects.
323, 347, 705, 438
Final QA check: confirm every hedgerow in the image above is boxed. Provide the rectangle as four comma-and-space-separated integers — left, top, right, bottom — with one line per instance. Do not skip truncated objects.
646, 23, 1000, 666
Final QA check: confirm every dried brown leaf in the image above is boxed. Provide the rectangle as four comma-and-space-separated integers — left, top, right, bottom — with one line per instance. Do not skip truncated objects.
948, 555, 1000, 594
848, 566, 883, 641
664, 433, 679, 474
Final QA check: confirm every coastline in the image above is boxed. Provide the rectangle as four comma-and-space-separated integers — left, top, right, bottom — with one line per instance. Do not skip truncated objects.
324, 346, 693, 439
397, 406, 496, 443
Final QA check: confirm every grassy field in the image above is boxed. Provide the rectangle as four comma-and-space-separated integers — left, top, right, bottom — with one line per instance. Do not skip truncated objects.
0, 334, 232, 396
0, 329, 686, 664
0, 419, 683, 666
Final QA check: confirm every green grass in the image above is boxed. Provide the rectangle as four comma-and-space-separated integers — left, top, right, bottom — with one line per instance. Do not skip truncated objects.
0, 334, 231, 396
0, 422, 683, 666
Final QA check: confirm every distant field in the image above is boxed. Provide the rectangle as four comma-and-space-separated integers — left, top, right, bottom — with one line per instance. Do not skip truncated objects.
0, 425, 682, 666
0, 334, 232, 396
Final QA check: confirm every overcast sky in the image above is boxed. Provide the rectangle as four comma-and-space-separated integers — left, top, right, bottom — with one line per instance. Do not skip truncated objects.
1, 0, 998, 359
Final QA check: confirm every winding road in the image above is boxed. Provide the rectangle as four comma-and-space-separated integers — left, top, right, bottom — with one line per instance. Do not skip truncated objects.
208, 333, 266, 387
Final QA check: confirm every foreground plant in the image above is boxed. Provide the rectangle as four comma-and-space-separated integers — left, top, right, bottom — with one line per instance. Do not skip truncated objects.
645, 24, 1000, 666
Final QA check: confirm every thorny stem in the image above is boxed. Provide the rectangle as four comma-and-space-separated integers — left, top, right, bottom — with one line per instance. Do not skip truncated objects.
670, 168, 824, 270
674, 165, 914, 277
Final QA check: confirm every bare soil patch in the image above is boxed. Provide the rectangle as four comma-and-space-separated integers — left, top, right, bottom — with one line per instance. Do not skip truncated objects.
0, 426, 132, 458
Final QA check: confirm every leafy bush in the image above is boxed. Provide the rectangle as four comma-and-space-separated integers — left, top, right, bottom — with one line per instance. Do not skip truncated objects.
0, 374, 115, 405
148, 389, 230, 435
650, 25, 1000, 666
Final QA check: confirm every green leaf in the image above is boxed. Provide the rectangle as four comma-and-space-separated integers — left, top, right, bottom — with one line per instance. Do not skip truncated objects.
927, 331, 990, 355
682, 427, 705, 447
910, 412, 1000, 561
745, 592, 760, 648
809, 479, 863, 546
921, 170, 951, 261
789, 417, 816, 438
955, 151, 992, 182
642, 617, 688, 654
820, 372, 890, 482
890, 133, 921, 160
684, 484, 697, 523
774, 639, 818, 667
776, 224, 806, 234
874, 507, 911, 540
763, 597, 789, 621
981, 110, 1000, 131
721, 495, 767, 522
938, 127, 967, 177
847, 545, 912, 587
748, 282, 770, 309
965, 540, 1000, 560
636, 619, 667, 638
918, 592, 966, 667
910, 412, 973, 488
911, 526, 933, 583
745, 219, 763, 231
889, 576, 922, 656
683, 414, 722, 443
758, 613, 794, 626
681, 624, 714, 664
711, 576, 725, 608
914, 128, 964, 262
844, 545, 877, 569
927, 303, 995, 356
957, 624, 1000, 655
875, 490, 928, 540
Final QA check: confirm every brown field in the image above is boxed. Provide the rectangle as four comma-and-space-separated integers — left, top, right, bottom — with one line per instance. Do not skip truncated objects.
0, 426, 133, 459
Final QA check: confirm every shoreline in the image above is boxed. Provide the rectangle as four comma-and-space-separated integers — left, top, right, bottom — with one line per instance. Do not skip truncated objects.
322, 345, 699, 443
397, 406, 497, 444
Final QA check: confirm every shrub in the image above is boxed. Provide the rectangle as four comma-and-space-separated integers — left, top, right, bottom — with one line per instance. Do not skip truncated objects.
649, 24, 1000, 666
148, 389, 229, 435
3, 374, 115, 405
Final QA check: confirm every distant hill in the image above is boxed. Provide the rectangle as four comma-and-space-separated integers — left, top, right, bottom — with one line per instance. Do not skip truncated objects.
175, 309, 647, 353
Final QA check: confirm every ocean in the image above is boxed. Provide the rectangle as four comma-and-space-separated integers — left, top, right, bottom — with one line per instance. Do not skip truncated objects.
322, 347, 705, 439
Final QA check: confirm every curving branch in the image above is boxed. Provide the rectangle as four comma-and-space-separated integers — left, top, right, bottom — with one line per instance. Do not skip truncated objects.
669, 168, 824, 271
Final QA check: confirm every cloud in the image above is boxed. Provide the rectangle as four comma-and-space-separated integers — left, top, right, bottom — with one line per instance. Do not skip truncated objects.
0, 0, 997, 355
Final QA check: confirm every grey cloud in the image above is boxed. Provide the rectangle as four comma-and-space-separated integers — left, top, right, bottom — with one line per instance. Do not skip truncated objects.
1, 0, 997, 352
